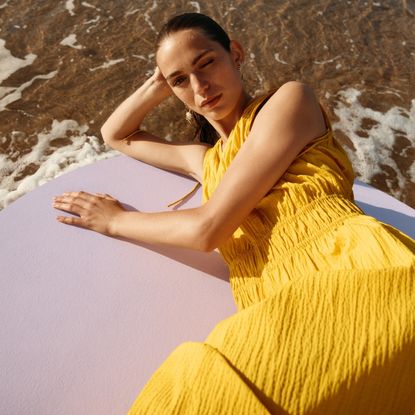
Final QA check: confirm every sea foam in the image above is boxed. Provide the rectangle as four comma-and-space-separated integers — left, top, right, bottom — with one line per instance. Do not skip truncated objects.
0, 120, 116, 209
0, 39, 36, 84
0, 70, 58, 111
60, 34, 84, 50
65, 0, 75, 16
333, 88, 415, 200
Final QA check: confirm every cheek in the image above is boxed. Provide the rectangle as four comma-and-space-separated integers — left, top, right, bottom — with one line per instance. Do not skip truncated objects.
213, 64, 239, 85
173, 89, 194, 106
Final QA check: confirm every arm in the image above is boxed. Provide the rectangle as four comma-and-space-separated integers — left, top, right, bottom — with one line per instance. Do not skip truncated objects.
197, 81, 327, 250
101, 67, 172, 142
54, 82, 326, 252
53, 192, 209, 251
101, 67, 208, 182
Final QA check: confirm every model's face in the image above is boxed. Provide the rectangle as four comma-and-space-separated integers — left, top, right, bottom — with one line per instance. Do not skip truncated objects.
156, 29, 244, 122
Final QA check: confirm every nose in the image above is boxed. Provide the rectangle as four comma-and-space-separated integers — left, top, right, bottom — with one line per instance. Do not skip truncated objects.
190, 73, 209, 96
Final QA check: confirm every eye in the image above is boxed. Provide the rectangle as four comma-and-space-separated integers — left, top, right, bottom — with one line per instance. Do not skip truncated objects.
201, 58, 214, 68
172, 76, 186, 87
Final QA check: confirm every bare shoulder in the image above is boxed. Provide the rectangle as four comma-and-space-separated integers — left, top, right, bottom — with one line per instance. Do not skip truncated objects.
254, 81, 327, 140
271, 81, 318, 105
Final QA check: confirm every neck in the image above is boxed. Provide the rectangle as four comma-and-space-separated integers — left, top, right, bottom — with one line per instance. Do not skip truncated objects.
210, 91, 254, 141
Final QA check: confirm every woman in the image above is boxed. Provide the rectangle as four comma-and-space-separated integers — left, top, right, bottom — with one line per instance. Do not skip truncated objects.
53, 13, 414, 415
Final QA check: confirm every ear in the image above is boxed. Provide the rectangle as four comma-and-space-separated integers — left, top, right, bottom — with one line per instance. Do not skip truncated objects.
229, 40, 245, 67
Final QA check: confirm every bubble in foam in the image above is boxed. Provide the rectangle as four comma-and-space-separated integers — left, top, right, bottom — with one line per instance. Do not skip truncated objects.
0, 120, 117, 209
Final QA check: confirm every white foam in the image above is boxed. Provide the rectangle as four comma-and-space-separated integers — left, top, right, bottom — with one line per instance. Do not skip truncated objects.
84, 16, 101, 33
0, 120, 117, 209
132, 54, 149, 61
60, 34, 84, 50
89, 58, 124, 71
332, 88, 415, 199
81, 1, 100, 11
314, 55, 341, 65
0, 86, 14, 99
126, 8, 140, 16
65, 0, 75, 16
274, 53, 288, 65
0, 39, 37, 84
144, 0, 158, 32
84, 16, 100, 25
189, 1, 201, 13
0, 70, 58, 111
223, 6, 237, 16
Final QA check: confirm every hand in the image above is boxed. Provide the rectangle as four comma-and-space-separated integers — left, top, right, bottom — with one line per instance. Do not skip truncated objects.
149, 66, 172, 100
53, 191, 126, 235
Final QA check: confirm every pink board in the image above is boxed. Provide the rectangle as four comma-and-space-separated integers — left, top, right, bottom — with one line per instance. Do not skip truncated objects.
1, 155, 414, 415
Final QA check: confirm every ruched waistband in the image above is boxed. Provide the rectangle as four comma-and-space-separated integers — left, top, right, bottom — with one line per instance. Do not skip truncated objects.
222, 194, 364, 275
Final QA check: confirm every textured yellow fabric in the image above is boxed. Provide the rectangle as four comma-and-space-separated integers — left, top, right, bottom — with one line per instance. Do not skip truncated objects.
202, 92, 414, 310
128, 92, 415, 414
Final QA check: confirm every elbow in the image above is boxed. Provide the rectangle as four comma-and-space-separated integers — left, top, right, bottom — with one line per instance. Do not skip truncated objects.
202, 232, 222, 252
193, 210, 221, 252
100, 125, 113, 147
198, 237, 217, 253
190, 230, 215, 253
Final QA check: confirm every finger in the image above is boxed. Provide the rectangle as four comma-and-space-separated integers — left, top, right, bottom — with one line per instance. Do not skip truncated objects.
63, 191, 94, 202
54, 191, 98, 212
53, 200, 87, 216
54, 191, 94, 204
56, 215, 85, 227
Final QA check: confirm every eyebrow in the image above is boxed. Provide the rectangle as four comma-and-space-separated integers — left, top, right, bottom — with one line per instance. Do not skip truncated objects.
165, 49, 213, 81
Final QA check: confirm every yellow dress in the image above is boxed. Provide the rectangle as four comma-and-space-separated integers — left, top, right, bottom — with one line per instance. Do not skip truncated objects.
128, 93, 415, 414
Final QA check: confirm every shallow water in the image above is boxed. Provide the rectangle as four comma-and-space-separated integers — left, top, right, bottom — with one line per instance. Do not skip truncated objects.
0, 0, 414, 209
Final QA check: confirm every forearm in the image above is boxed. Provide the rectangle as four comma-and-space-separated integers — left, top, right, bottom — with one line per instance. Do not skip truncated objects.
109, 207, 211, 252
101, 71, 171, 142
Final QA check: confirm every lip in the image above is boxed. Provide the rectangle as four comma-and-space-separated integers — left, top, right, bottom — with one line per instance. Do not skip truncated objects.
201, 94, 222, 108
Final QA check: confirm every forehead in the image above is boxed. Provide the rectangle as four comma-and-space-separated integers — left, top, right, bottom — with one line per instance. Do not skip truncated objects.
156, 29, 224, 69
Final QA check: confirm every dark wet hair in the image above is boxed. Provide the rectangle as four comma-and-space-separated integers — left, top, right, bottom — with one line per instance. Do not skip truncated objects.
156, 13, 232, 145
